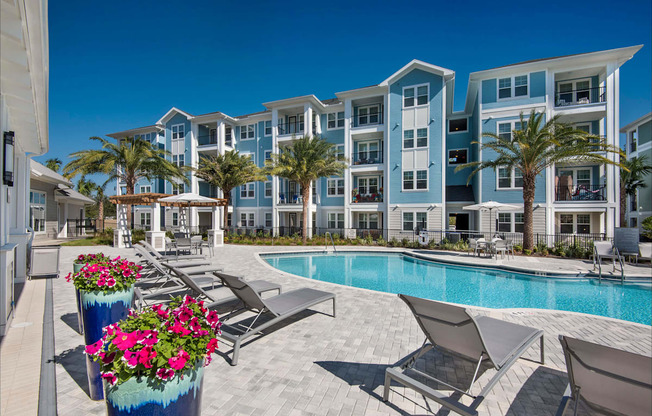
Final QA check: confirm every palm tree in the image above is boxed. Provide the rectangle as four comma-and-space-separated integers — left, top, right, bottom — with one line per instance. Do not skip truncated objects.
456, 110, 623, 251
194, 150, 265, 230
76, 176, 108, 224
64, 136, 188, 226
620, 155, 652, 226
265, 135, 347, 244
45, 158, 62, 172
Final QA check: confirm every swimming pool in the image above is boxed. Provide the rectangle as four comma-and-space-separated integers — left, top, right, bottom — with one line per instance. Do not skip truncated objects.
262, 251, 652, 325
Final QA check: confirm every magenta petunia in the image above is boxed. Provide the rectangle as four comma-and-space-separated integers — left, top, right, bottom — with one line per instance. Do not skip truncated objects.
101, 371, 117, 386
168, 349, 189, 370
113, 331, 138, 350
106, 277, 116, 287
137, 346, 157, 368
96, 278, 106, 287
155, 368, 175, 381
84, 339, 103, 355
206, 338, 218, 354
122, 350, 139, 368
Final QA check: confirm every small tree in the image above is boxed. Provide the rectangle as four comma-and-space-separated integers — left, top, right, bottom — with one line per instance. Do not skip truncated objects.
265, 136, 347, 244
76, 176, 108, 224
457, 110, 623, 251
620, 155, 652, 226
194, 150, 265, 230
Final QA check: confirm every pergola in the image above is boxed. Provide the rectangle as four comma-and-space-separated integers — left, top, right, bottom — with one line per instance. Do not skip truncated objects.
109, 193, 227, 249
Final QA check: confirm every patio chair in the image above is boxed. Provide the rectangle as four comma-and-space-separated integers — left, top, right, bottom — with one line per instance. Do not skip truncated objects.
592, 241, 624, 280
468, 238, 483, 257
138, 241, 208, 265
164, 236, 176, 253
494, 239, 509, 259
383, 295, 544, 416
639, 243, 652, 264
28, 245, 61, 279
279, 193, 286, 204
556, 335, 652, 416
505, 239, 515, 258
213, 272, 336, 366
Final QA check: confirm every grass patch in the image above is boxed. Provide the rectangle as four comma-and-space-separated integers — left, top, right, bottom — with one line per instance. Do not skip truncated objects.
61, 237, 112, 246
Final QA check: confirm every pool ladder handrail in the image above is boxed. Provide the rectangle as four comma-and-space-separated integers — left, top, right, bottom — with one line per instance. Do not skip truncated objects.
324, 232, 337, 255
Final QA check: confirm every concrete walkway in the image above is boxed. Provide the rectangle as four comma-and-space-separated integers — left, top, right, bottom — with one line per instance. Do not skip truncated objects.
48, 244, 651, 415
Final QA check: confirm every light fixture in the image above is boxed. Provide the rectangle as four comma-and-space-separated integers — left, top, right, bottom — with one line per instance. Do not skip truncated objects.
3, 131, 15, 186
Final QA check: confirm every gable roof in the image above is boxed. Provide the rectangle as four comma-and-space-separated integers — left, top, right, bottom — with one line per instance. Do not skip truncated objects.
156, 107, 194, 125
379, 59, 455, 86
30, 160, 73, 186
621, 112, 652, 133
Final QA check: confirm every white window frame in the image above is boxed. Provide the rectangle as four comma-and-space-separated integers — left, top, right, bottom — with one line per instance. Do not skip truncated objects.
240, 124, 255, 140
557, 78, 592, 105
557, 167, 592, 188
497, 120, 524, 141
265, 212, 273, 228
496, 166, 523, 190
327, 178, 345, 196
171, 124, 185, 140
29, 190, 47, 233
139, 185, 152, 193
327, 212, 344, 229
240, 182, 255, 199
172, 212, 179, 226
448, 148, 468, 166
497, 212, 512, 232
172, 154, 185, 167
402, 83, 429, 109
357, 212, 379, 229
224, 125, 233, 146
356, 104, 381, 126
497, 74, 529, 100
448, 118, 469, 134
402, 211, 428, 231
172, 183, 185, 195
402, 127, 428, 150
264, 181, 272, 198
357, 176, 380, 196
264, 150, 272, 161
140, 212, 151, 227
335, 144, 345, 160
327, 112, 345, 130
558, 213, 592, 234
402, 169, 428, 192
264, 120, 272, 136
239, 212, 255, 228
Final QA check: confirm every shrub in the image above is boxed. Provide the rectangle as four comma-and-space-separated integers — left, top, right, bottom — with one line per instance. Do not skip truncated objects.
642, 216, 652, 239
523, 249, 532, 255
376, 237, 386, 246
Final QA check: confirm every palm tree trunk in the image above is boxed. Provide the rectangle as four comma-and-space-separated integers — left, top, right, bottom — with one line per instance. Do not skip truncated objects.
223, 190, 231, 231
98, 198, 104, 231
620, 185, 627, 227
301, 183, 310, 245
125, 178, 135, 230
522, 174, 536, 251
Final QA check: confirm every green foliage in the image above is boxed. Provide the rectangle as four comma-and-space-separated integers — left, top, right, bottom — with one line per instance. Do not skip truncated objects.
642, 216, 652, 239
73, 252, 110, 265
65, 256, 142, 292
523, 249, 532, 255
45, 158, 62, 172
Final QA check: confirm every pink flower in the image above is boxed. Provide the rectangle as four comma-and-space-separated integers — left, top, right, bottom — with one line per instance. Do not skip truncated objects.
122, 269, 131, 278
85, 339, 103, 355
205, 310, 220, 329
113, 331, 137, 350
135, 273, 142, 279
97, 278, 106, 287
65, 273, 72, 283
177, 307, 193, 323
206, 338, 219, 354
183, 295, 197, 305
137, 347, 157, 368
104, 323, 120, 336
136, 330, 159, 346
106, 278, 116, 287
122, 350, 139, 368
98, 351, 116, 364
101, 371, 117, 386
155, 368, 175, 381
167, 321, 192, 337
168, 349, 189, 370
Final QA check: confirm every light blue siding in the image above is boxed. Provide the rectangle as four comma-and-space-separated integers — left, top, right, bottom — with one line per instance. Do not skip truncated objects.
530, 71, 546, 97
482, 79, 497, 104
164, 113, 191, 194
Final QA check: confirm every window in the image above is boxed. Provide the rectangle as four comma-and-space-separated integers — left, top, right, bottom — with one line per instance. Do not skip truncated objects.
630, 218, 638, 227
29, 190, 46, 232
358, 177, 379, 195
514, 168, 523, 188
264, 121, 272, 136
449, 118, 468, 133
240, 182, 255, 199
498, 123, 512, 140
403, 212, 427, 231
171, 124, 185, 140
358, 213, 379, 229
327, 112, 345, 129
264, 181, 272, 198
514, 213, 524, 233
498, 213, 511, 232
448, 149, 468, 165
403, 128, 427, 149
172, 154, 185, 167
227, 213, 232, 227
403, 130, 414, 148
577, 214, 591, 234
264, 150, 272, 161
497, 166, 522, 189
240, 124, 255, 140
139, 185, 151, 193
240, 212, 255, 227
630, 131, 638, 153
140, 212, 151, 228
172, 212, 178, 226
357, 141, 380, 162
357, 105, 380, 126
265, 212, 272, 227
403, 85, 428, 108
335, 145, 345, 160
135, 132, 156, 143
225, 126, 233, 146
498, 75, 528, 99
416, 170, 427, 189
560, 214, 574, 234
327, 178, 344, 196
172, 183, 185, 194
403, 171, 414, 190
557, 79, 591, 105
328, 213, 344, 229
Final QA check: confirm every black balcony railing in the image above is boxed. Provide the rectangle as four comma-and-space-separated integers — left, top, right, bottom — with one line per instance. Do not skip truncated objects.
197, 134, 217, 146
352, 110, 384, 127
352, 193, 383, 203
278, 122, 304, 136
555, 86, 606, 107
555, 184, 606, 201
352, 150, 383, 165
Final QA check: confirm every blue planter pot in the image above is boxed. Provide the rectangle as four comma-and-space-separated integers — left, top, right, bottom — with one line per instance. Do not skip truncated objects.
81, 287, 134, 401
73, 263, 84, 334
105, 362, 204, 416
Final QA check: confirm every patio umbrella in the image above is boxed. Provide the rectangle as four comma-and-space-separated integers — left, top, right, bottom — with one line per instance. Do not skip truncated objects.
159, 193, 220, 233
463, 200, 519, 237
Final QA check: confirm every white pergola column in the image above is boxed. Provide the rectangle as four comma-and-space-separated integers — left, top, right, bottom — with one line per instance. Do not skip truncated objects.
208, 205, 223, 247
146, 202, 165, 250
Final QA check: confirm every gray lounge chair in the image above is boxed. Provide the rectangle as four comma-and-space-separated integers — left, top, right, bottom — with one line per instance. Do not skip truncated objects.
383, 295, 544, 416
214, 272, 336, 366
556, 335, 652, 416
592, 241, 624, 280
139, 240, 206, 263
135, 244, 210, 273
639, 242, 652, 264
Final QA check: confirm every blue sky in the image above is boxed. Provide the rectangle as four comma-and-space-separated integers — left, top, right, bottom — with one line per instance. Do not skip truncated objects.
40, 0, 651, 190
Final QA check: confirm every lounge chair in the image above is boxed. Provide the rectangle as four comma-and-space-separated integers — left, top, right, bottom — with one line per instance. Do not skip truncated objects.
556, 335, 652, 416
383, 295, 544, 416
639, 243, 651, 265
139, 240, 206, 263
592, 241, 624, 280
136, 243, 209, 270
214, 272, 336, 366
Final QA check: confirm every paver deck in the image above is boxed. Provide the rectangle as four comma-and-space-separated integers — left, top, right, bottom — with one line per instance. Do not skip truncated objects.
49, 245, 651, 415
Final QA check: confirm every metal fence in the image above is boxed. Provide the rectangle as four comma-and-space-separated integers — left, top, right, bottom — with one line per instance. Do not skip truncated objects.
66, 219, 99, 237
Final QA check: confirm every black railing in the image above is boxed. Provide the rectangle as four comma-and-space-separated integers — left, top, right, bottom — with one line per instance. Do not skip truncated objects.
278, 193, 302, 204
555, 184, 606, 201
197, 134, 217, 146
555, 86, 606, 107
225, 136, 233, 147
67, 219, 98, 236
351, 193, 383, 203
278, 122, 304, 136
352, 109, 383, 127
352, 150, 383, 165
163, 225, 211, 235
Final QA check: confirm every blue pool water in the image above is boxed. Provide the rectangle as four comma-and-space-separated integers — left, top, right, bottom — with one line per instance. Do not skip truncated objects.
263, 252, 652, 325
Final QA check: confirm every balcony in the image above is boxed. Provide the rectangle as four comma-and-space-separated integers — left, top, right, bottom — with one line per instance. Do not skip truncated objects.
197, 134, 217, 147
555, 86, 606, 107
555, 184, 606, 202
278, 121, 304, 136
352, 109, 383, 128
351, 193, 383, 204
352, 151, 383, 165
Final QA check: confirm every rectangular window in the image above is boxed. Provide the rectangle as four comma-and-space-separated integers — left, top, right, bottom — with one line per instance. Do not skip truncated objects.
514, 213, 524, 233
335, 145, 344, 160
416, 170, 427, 189
498, 75, 528, 99
560, 214, 574, 234
403, 171, 414, 190
514, 75, 528, 96
514, 168, 523, 188
240, 124, 255, 140
577, 214, 591, 234
172, 124, 185, 140
172, 212, 178, 226
417, 86, 428, 105
498, 167, 512, 189
140, 212, 151, 227
240, 213, 246, 227
448, 149, 468, 165
327, 112, 345, 129
402, 212, 414, 231
357, 105, 380, 126
172, 183, 185, 195
403, 85, 428, 108
449, 118, 468, 133
225, 126, 233, 146
227, 213, 232, 227
264, 181, 272, 198
498, 123, 512, 140
403, 88, 415, 108
264, 121, 272, 136
264, 150, 272, 161
240, 182, 255, 199
416, 212, 427, 229
403, 130, 414, 149
498, 213, 511, 232
29, 190, 46, 232
416, 128, 428, 147
328, 213, 344, 229
172, 154, 185, 167
139, 185, 151, 193
265, 212, 272, 227
498, 78, 511, 99
358, 177, 379, 195
327, 178, 344, 196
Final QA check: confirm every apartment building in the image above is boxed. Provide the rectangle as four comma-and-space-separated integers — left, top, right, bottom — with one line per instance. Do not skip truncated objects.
108, 45, 642, 241
621, 112, 652, 231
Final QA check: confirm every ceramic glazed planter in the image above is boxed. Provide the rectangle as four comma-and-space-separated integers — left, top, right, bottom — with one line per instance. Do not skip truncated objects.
73, 263, 84, 334
81, 287, 134, 400
105, 362, 204, 416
